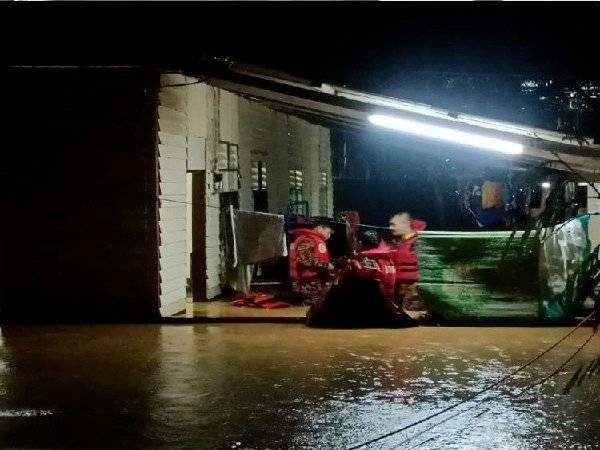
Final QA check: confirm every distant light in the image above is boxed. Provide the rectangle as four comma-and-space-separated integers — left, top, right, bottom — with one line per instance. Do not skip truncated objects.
570, 92, 576, 98
521, 80, 538, 88
368, 114, 523, 155
542, 182, 551, 189
539, 96, 547, 100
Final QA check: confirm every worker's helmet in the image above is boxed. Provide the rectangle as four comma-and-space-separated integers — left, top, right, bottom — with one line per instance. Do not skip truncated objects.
358, 230, 381, 248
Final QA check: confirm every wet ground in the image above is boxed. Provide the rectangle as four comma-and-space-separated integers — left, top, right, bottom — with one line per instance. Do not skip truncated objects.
0, 324, 599, 449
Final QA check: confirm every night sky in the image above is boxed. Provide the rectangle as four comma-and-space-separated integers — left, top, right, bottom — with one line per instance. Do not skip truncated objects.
3, 3, 599, 86
3, 2, 598, 230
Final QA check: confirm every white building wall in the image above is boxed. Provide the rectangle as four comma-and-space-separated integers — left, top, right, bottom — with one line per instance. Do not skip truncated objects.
157, 81, 334, 306
319, 127, 334, 217
157, 74, 190, 316
204, 87, 224, 299
237, 97, 333, 216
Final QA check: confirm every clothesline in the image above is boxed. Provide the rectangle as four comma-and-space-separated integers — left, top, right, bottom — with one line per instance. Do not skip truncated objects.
158, 197, 595, 240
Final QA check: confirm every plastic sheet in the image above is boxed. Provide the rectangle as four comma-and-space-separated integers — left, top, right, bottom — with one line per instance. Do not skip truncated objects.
417, 217, 590, 323
540, 215, 591, 319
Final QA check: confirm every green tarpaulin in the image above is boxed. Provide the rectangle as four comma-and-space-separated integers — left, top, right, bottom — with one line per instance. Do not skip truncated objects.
417, 216, 591, 324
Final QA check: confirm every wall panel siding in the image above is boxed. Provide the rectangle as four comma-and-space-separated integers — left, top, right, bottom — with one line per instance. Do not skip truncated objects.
237, 96, 334, 217
204, 87, 223, 297
159, 182, 186, 196
159, 132, 187, 149
157, 75, 190, 315
158, 144, 187, 160
158, 87, 187, 113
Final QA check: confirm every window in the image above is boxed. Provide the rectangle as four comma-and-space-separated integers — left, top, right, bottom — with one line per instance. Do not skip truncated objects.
251, 161, 267, 191
289, 168, 303, 203
252, 161, 268, 212
319, 171, 328, 216
216, 142, 239, 171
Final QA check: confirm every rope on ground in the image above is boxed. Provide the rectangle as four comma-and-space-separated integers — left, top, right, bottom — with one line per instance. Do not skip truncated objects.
392, 315, 598, 449
404, 404, 491, 450
346, 310, 596, 450
519, 326, 597, 395
397, 401, 491, 450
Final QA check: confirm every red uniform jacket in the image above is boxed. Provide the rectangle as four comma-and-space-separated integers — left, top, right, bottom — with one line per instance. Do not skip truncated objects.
289, 228, 330, 281
381, 219, 427, 283
349, 246, 396, 300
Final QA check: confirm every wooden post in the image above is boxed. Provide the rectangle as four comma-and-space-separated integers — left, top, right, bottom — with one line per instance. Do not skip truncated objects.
191, 171, 207, 301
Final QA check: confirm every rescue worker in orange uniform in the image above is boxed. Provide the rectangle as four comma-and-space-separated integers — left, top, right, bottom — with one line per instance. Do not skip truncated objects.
289, 222, 334, 305
387, 212, 427, 315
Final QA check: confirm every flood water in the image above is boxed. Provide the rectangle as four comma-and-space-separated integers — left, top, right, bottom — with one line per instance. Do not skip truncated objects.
0, 324, 598, 449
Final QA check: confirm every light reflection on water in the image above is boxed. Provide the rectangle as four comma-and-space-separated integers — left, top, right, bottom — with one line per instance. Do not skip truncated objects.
0, 324, 598, 449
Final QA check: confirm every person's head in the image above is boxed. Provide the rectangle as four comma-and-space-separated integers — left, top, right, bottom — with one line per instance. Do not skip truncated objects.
358, 230, 381, 251
314, 224, 334, 240
389, 212, 413, 237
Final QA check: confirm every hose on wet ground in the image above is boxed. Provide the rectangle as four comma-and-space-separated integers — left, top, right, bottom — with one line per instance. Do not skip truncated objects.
399, 323, 598, 449
346, 310, 597, 450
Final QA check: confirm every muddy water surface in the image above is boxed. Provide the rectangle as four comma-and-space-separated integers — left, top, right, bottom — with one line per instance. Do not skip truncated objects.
0, 324, 598, 449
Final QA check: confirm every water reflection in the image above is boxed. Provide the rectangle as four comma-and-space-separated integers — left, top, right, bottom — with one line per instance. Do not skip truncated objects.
0, 325, 598, 449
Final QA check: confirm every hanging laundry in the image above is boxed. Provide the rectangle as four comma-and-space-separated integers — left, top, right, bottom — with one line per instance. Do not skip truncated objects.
481, 181, 504, 209
224, 207, 288, 294
229, 207, 287, 266
466, 185, 506, 229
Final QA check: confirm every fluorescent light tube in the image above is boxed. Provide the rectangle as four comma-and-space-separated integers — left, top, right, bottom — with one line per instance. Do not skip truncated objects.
369, 114, 523, 155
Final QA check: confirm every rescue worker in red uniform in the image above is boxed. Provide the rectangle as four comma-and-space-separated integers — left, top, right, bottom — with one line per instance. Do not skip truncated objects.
387, 212, 427, 316
349, 232, 397, 307
306, 230, 411, 328
289, 223, 334, 305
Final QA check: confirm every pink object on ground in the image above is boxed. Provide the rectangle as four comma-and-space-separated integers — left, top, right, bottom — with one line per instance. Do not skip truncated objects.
230, 292, 291, 309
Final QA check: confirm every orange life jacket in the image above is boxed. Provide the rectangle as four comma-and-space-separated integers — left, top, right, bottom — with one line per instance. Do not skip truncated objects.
289, 228, 330, 281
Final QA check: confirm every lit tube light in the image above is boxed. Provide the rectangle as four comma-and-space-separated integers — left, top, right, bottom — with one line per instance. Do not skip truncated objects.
368, 114, 523, 155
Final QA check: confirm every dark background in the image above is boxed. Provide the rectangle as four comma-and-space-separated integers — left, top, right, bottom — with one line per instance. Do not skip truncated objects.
3, 2, 598, 135
3, 2, 598, 230
3, 2, 598, 134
